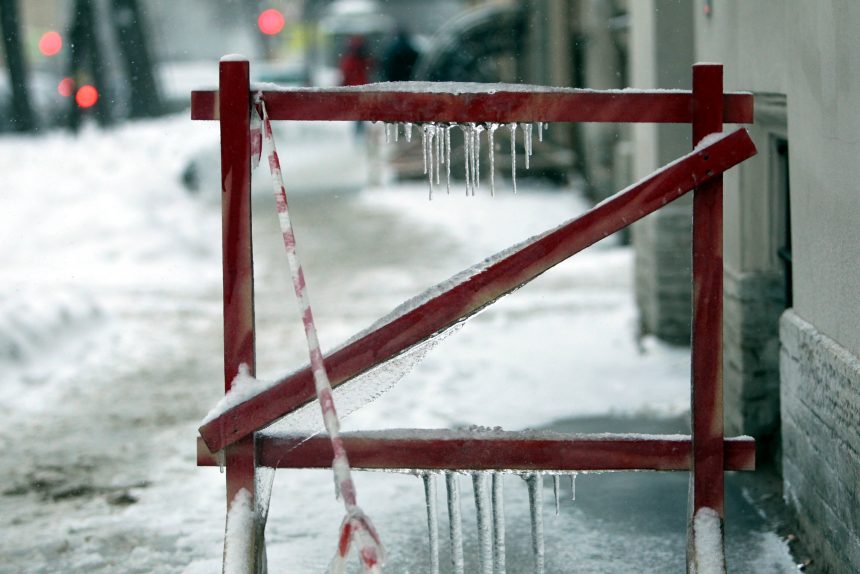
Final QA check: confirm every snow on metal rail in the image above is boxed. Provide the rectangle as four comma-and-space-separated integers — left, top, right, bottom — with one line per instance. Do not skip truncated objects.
190, 82, 753, 124
198, 127, 757, 453
197, 432, 756, 472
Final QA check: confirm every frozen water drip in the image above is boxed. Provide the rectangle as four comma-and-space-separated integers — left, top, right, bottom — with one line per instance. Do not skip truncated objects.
390, 119, 542, 197
509, 123, 518, 194
553, 475, 561, 516
570, 473, 577, 502
422, 124, 428, 176
436, 123, 443, 186
445, 124, 452, 194
488, 123, 497, 196
525, 474, 545, 574
423, 124, 439, 199
473, 472, 494, 574
472, 124, 484, 195
423, 473, 440, 574
524, 123, 533, 170
462, 124, 472, 196
446, 472, 465, 574
492, 473, 506, 574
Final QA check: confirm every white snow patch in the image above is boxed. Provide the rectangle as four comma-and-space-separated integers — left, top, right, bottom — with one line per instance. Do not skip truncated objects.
251, 81, 698, 96
223, 488, 255, 574
202, 364, 280, 425
692, 507, 725, 574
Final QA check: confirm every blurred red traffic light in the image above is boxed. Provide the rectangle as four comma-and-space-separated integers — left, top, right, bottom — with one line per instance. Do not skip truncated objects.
57, 77, 75, 97
39, 31, 63, 56
258, 9, 285, 35
76, 85, 99, 108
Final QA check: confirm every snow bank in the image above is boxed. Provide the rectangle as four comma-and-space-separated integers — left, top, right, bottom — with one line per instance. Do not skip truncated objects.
1, 114, 221, 415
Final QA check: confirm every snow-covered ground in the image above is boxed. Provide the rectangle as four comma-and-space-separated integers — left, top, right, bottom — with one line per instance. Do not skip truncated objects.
0, 115, 796, 572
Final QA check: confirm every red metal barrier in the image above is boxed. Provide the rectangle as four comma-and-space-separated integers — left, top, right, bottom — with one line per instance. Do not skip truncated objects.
193, 60, 756, 573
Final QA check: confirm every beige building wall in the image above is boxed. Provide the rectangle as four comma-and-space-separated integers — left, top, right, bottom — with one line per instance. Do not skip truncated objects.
694, 1, 860, 571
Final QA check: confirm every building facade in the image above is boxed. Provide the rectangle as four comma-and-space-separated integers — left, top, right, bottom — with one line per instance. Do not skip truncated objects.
631, 2, 860, 571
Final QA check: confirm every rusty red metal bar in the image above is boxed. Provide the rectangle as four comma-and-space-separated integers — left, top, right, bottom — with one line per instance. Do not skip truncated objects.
218, 60, 258, 560
196, 433, 755, 472
198, 127, 757, 454
689, 63, 726, 568
191, 88, 753, 124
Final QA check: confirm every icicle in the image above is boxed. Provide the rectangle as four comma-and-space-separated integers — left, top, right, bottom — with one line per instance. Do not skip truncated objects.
216, 450, 225, 474
488, 124, 497, 197
473, 473, 493, 574
492, 473, 506, 574
423, 473, 440, 574
445, 125, 452, 195
509, 123, 518, 194
446, 472, 465, 574
436, 123, 442, 186
422, 124, 429, 175
474, 124, 483, 195
524, 123, 533, 170
570, 473, 577, 502
426, 124, 436, 199
526, 474, 545, 574
537, 121, 543, 142
385, 122, 392, 144
394, 122, 399, 142
553, 475, 560, 516
463, 124, 472, 196
406, 122, 413, 142
471, 124, 478, 196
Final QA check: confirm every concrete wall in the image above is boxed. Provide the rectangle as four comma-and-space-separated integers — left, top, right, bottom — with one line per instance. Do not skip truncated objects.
693, 1, 860, 570
693, 1, 793, 464
629, 0, 694, 344
577, 0, 627, 202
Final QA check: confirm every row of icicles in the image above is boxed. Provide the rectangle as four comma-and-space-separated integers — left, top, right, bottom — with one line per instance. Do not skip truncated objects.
381, 122, 547, 199
417, 471, 576, 574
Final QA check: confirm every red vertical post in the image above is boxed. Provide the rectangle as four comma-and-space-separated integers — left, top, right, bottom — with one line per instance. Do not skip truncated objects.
219, 58, 258, 571
689, 63, 725, 571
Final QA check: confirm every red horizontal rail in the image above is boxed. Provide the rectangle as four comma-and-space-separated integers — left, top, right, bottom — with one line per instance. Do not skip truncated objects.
198, 127, 757, 453
197, 433, 755, 472
191, 87, 753, 124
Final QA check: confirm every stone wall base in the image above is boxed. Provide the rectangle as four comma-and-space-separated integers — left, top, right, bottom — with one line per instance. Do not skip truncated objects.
724, 269, 785, 467
781, 310, 860, 573
633, 198, 692, 345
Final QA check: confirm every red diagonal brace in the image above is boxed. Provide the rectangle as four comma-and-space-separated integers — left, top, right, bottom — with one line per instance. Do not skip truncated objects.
199, 127, 757, 453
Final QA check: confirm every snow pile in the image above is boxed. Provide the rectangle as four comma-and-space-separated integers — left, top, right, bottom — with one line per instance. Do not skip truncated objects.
692, 507, 725, 574
0, 114, 221, 416
0, 288, 100, 364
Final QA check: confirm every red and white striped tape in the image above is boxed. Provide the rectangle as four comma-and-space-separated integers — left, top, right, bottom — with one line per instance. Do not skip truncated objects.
255, 97, 384, 573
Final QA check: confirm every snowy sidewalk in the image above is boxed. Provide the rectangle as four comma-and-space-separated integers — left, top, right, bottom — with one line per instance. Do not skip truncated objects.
0, 118, 796, 572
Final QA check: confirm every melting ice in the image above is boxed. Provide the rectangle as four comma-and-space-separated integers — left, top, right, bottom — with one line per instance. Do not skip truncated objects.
384, 121, 544, 198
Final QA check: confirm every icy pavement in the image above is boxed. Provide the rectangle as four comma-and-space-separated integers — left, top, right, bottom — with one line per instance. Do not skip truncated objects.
0, 116, 797, 572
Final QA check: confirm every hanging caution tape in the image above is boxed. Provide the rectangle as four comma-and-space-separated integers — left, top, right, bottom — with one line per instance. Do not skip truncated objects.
254, 95, 384, 573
